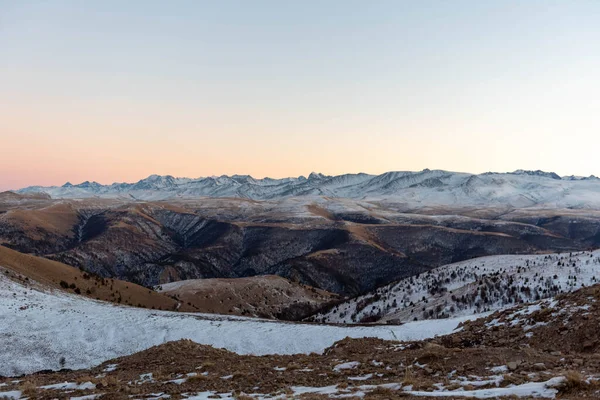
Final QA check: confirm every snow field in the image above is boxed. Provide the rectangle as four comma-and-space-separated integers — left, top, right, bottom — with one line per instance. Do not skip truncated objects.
0, 275, 481, 376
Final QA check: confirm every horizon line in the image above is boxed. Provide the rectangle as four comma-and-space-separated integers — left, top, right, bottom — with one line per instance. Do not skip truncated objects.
11, 168, 600, 191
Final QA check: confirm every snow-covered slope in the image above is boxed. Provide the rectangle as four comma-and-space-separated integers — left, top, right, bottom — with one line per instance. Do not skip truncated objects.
0, 273, 483, 376
17, 169, 600, 208
312, 250, 600, 324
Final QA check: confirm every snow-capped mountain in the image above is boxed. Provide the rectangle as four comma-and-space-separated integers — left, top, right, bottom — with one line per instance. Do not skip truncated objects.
17, 169, 600, 208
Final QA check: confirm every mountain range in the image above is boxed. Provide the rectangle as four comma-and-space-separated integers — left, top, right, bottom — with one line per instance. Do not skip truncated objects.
17, 169, 600, 208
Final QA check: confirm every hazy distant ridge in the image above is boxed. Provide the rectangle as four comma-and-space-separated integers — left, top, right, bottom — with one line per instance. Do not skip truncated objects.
17, 169, 600, 208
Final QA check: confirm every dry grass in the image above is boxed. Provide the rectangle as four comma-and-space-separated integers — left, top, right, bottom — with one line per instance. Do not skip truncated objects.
286, 361, 301, 370
370, 386, 394, 395
234, 394, 254, 400
158, 274, 337, 319
18, 381, 37, 397
337, 381, 349, 389
501, 373, 524, 387
187, 373, 208, 383
76, 375, 96, 384
402, 367, 414, 386
199, 361, 216, 370
232, 372, 248, 380
445, 383, 462, 390
95, 373, 122, 392
151, 367, 168, 382
559, 370, 585, 393
532, 307, 553, 322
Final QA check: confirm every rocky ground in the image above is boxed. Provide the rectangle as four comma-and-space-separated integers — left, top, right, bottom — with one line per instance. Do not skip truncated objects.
2, 285, 600, 399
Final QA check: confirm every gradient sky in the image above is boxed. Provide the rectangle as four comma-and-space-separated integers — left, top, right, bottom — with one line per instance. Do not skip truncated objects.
1, 1, 599, 190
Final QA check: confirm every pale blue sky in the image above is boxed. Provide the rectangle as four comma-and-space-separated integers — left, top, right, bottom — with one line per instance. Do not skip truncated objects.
1, 1, 599, 189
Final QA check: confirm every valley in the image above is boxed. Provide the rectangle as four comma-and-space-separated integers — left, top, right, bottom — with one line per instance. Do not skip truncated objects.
2, 176, 600, 303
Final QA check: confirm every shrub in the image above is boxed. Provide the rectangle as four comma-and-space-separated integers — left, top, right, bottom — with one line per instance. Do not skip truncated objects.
19, 381, 37, 397
402, 367, 414, 386
187, 374, 208, 383
559, 370, 585, 392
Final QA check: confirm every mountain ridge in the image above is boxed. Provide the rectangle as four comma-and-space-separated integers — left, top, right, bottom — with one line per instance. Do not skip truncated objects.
16, 169, 600, 209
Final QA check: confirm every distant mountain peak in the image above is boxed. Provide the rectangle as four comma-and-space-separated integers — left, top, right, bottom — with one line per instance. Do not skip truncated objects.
77, 181, 102, 188
563, 174, 600, 181
511, 170, 561, 180
308, 172, 328, 180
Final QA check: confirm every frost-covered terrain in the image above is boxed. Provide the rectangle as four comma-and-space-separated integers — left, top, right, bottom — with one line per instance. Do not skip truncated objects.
0, 274, 482, 376
17, 169, 600, 209
3, 273, 600, 399
313, 250, 600, 324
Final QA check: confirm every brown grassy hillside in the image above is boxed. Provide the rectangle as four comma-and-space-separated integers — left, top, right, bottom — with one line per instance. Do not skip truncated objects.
157, 275, 340, 319
0, 245, 194, 311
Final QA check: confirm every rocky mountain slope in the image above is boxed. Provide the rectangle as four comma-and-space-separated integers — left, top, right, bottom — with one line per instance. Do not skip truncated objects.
17, 169, 600, 209
311, 250, 600, 324
1, 196, 599, 297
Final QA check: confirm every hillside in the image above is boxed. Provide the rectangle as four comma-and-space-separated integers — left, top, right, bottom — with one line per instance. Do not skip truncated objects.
0, 271, 480, 377
0, 245, 191, 312
157, 275, 339, 319
448, 283, 600, 354
17, 169, 600, 209
311, 249, 600, 324
0, 191, 51, 204
2, 197, 598, 298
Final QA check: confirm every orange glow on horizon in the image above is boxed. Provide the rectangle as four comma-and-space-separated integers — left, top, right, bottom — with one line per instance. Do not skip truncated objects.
1, 1, 599, 191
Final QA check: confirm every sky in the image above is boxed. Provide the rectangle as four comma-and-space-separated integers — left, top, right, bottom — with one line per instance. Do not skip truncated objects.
1, 1, 599, 190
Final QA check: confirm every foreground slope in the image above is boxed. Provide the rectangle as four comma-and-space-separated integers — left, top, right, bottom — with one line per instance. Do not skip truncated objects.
3, 285, 600, 399
312, 250, 600, 324
449, 284, 600, 354
0, 272, 480, 377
